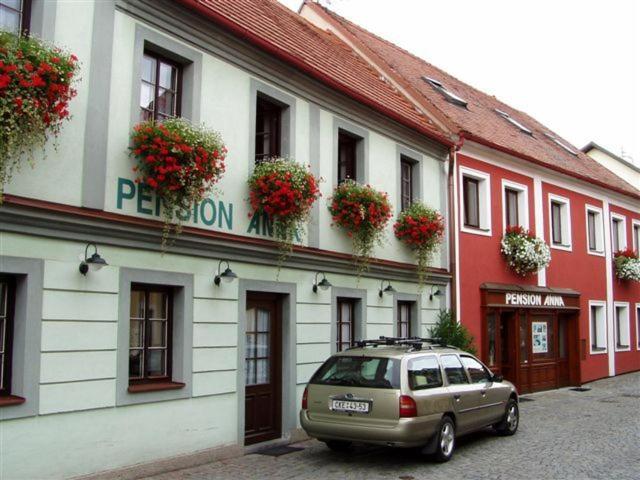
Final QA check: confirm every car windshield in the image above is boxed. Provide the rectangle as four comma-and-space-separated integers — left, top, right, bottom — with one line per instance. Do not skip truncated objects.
310, 356, 400, 389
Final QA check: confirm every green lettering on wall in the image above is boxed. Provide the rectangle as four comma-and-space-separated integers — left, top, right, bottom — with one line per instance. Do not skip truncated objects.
200, 198, 216, 226
137, 184, 153, 215
117, 178, 135, 209
218, 201, 233, 230
247, 212, 260, 235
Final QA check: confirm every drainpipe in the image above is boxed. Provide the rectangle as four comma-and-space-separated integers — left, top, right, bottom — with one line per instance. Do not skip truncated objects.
448, 134, 465, 318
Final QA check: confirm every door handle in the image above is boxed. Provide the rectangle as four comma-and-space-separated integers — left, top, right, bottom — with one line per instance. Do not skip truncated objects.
480, 390, 487, 396
453, 394, 461, 400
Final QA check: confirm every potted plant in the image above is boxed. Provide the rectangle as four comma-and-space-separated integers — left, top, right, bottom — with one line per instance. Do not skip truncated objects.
130, 118, 227, 248
500, 226, 551, 276
0, 30, 79, 200
394, 203, 445, 287
248, 158, 320, 268
613, 248, 640, 282
328, 180, 392, 274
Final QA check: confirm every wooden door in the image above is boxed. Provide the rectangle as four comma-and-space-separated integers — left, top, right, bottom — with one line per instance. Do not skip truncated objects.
498, 311, 517, 383
244, 294, 281, 445
528, 313, 556, 392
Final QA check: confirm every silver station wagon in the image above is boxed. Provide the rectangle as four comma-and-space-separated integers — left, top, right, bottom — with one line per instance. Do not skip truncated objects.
300, 337, 519, 462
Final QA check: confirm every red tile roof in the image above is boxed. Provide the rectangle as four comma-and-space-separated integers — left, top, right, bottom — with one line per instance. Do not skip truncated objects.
176, 0, 452, 146
305, 1, 640, 200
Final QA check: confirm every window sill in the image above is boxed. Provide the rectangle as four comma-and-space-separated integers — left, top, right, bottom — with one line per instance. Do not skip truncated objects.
0, 395, 26, 407
128, 381, 185, 394
461, 225, 492, 237
550, 243, 572, 252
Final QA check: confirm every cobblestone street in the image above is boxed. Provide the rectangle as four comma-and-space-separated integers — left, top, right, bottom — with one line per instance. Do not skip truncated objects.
145, 372, 640, 480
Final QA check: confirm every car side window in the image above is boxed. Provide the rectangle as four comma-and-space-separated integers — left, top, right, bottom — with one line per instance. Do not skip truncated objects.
439, 354, 469, 385
407, 355, 443, 390
460, 356, 492, 383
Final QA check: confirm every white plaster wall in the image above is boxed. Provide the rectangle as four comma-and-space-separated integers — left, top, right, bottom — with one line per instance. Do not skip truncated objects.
586, 149, 640, 189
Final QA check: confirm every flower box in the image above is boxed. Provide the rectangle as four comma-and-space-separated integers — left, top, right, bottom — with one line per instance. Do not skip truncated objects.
500, 226, 551, 276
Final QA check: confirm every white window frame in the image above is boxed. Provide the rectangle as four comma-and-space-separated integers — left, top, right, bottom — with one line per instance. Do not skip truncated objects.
501, 179, 529, 232
610, 213, 627, 253
636, 304, 640, 351
548, 194, 572, 251
585, 205, 605, 257
589, 300, 607, 355
459, 166, 492, 237
613, 302, 630, 352
632, 219, 640, 253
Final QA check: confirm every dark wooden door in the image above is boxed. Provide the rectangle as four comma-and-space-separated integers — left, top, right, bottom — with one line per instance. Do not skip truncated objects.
499, 311, 517, 383
244, 293, 281, 445
528, 313, 556, 392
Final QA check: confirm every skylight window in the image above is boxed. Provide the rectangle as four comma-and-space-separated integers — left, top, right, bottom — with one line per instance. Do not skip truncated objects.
422, 76, 468, 108
495, 109, 533, 135
544, 133, 578, 155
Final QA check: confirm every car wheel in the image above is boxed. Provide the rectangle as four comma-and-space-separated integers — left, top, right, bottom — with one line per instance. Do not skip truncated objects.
432, 417, 455, 462
324, 440, 353, 452
494, 398, 519, 436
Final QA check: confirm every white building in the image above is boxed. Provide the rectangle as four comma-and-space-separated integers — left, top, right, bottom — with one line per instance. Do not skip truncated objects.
582, 142, 640, 190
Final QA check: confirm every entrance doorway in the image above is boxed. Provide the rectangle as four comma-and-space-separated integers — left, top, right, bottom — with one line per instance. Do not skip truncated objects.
244, 293, 282, 445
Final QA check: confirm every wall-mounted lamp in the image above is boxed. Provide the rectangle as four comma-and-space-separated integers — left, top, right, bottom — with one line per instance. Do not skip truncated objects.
79, 243, 108, 275
378, 279, 396, 298
214, 260, 238, 286
312, 272, 332, 293
429, 285, 442, 301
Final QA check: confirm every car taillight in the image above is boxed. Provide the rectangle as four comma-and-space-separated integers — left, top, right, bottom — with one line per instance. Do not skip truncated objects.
302, 386, 308, 410
399, 395, 417, 418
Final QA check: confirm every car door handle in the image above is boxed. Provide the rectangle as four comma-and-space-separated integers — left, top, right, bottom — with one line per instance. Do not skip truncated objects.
480, 390, 487, 396
453, 394, 461, 400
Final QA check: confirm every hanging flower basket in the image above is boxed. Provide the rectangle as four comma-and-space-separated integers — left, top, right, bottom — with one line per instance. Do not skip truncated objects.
614, 249, 640, 282
0, 30, 79, 200
130, 118, 227, 248
328, 180, 392, 275
248, 158, 320, 267
394, 203, 445, 287
500, 226, 550, 276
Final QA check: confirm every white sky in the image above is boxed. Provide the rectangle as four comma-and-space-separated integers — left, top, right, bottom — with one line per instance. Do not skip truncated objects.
277, 0, 640, 165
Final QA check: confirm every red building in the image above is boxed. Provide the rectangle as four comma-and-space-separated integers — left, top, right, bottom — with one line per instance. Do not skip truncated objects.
302, 1, 640, 392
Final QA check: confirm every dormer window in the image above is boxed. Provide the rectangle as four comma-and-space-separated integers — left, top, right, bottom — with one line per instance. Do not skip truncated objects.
544, 133, 578, 155
495, 109, 533, 135
422, 76, 467, 108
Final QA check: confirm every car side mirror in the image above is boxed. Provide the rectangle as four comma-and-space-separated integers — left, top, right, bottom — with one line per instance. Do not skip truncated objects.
492, 374, 504, 382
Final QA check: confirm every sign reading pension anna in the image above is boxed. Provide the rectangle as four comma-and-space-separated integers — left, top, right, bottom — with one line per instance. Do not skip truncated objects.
481, 287, 580, 309
505, 293, 565, 307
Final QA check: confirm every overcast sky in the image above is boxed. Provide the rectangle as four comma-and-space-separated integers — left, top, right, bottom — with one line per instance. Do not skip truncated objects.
277, 0, 639, 165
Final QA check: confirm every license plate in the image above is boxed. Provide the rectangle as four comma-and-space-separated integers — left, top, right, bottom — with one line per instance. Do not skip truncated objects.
331, 399, 370, 413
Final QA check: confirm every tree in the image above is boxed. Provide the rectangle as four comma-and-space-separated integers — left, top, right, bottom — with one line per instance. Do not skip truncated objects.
429, 309, 477, 355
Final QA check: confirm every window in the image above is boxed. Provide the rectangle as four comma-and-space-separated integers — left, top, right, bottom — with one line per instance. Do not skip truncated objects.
502, 181, 529, 231
614, 303, 630, 351
549, 195, 571, 250
422, 76, 468, 108
633, 222, 640, 253
338, 131, 358, 183
589, 302, 607, 353
544, 133, 578, 155
586, 206, 604, 254
0, 0, 31, 34
460, 167, 491, 235
336, 298, 355, 352
129, 285, 173, 383
611, 215, 626, 252
440, 354, 469, 385
460, 355, 491, 383
397, 301, 412, 338
505, 188, 519, 228
0, 278, 15, 397
400, 157, 415, 211
637, 305, 640, 350
140, 51, 181, 121
311, 356, 400, 389
494, 109, 533, 135
407, 355, 442, 390
254, 96, 282, 164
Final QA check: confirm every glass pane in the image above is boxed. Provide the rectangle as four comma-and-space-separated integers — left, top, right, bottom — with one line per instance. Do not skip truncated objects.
0, 353, 4, 386
256, 333, 269, 357
156, 88, 175, 116
0, 7, 20, 33
3, 1, 22, 10
520, 317, 528, 363
558, 321, 567, 358
129, 350, 143, 378
531, 319, 550, 355
246, 308, 256, 333
130, 291, 145, 319
245, 333, 255, 359
140, 83, 155, 111
460, 356, 491, 383
149, 320, 166, 347
129, 319, 144, 348
408, 356, 442, 390
440, 354, 469, 384
256, 359, 269, 384
245, 359, 256, 385
159, 62, 176, 89
146, 349, 166, 377
140, 108, 153, 122
257, 309, 270, 332
148, 292, 167, 319
487, 313, 496, 367
340, 322, 351, 344
141, 55, 156, 83
0, 319, 5, 352
0, 282, 6, 317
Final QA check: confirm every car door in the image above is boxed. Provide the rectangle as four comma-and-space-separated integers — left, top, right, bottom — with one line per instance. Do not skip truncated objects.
440, 354, 484, 434
459, 355, 506, 425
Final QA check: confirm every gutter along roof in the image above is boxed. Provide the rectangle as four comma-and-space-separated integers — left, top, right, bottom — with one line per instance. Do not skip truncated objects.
175, 0, 453, 147
302, 1, 640, 201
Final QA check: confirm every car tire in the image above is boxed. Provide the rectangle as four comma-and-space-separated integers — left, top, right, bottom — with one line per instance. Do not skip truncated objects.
494, 398, 519, 436
432, 416, 455, 462
324, 440, 353, 452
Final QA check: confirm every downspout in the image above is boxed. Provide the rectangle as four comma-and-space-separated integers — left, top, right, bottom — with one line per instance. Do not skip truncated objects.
448, 133, 465, 318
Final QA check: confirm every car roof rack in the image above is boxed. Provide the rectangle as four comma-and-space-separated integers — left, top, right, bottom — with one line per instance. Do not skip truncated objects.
351, 336, 459, 352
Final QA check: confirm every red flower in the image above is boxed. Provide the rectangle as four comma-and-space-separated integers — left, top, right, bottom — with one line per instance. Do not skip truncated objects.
0, 74, 10, 89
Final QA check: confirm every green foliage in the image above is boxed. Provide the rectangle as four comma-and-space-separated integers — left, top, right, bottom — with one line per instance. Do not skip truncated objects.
429, 309, 477, 355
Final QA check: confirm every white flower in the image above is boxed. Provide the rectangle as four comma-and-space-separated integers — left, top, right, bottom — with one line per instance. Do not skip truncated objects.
501, 231, 551, 276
